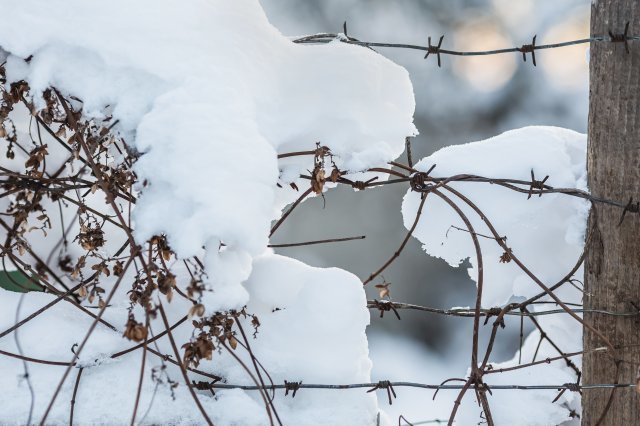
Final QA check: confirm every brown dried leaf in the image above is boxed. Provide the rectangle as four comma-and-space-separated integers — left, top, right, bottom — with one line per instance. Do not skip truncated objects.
499, 249, 513, 264
229, 336, 238, 350
123, 317, 148, 342
158, 272, 176, 295
375, 282, 391, 299
55, 125, 67, 139
162, 249, 171, 262
77, 286, 87, 299
330, 168, 342, 183
311, 165, 325, 194
113, 261, 124, 277
189, 303, 205, 318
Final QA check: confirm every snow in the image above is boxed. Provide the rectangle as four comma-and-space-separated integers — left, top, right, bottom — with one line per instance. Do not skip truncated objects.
0, 0, 592, 424
0, 252, 377, 425
402, 126, 588, 306
0, 0, 416, 308
0, 0, 416, 424
402, 126, 587, 424
369, 329, 581, 426
241, 253, 378, 424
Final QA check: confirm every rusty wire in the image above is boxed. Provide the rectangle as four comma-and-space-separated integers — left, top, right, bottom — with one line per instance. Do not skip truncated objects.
191, 380, 636, 392
0, 22, 638, 426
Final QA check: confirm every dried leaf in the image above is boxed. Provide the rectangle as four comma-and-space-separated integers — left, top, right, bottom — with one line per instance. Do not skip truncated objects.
55, 125, 67, 138
113, 260, 124, 276
375, 282, 391, 299
123, 317, 148, 342
499, 249, 513, 263
330, 168, 341, 183
77, 286, 87, 299
229, 336, 238, 350
311, 165, 325, 194
189, 303, 205, 318
162, 249, 171, 262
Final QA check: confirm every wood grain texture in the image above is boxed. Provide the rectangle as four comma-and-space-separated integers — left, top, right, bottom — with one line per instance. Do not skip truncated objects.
584, 1, 640, 424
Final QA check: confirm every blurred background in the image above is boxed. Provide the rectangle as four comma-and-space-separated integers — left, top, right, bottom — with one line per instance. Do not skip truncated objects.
261, 0, 589, 419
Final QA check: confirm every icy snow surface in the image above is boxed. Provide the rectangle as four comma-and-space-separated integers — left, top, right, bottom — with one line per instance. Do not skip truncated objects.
0, 0, 416, 424
402, 126, 587, 424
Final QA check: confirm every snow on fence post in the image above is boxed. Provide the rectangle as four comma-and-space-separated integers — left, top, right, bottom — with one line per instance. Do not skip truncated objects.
584, 1, 640, 424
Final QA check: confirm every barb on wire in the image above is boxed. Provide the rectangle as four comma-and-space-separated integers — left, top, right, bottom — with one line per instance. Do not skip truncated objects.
518, 35, 537, 66
370, 299, 402, 320
284, 380, 302, 398
618, 197, 639, 226
424, 35, 444, 67
527, 169, 549, 199
368, 380, 397, 405
609, 21, 631, 54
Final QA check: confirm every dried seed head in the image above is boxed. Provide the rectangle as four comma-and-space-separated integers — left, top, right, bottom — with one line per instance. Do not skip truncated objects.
311, 165, 325, 194
77, 285, 88, 299
375, 281, 391, 299
189, 303, 206, 318
499, 249, 513, 263
330, 167, 341, 183
123, 317, 148, 342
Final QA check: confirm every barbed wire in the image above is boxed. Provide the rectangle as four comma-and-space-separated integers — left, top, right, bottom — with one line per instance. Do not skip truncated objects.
0, 19, 638, 426
191, 380, 636, 392
367, 300, 640, 319
294, 21, 637, 67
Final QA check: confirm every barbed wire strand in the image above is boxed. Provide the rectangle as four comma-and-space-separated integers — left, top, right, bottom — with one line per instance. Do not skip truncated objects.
293, 25, 638, 67
192, 381, 636, 392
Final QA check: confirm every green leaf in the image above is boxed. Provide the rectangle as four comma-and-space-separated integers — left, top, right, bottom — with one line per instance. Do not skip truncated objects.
0, 270, 44, 293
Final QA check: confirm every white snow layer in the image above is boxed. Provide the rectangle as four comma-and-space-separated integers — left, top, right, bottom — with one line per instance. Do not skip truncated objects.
0, 253, 377, 425
0, 0, 416, 308
403, 126, 587, 306
0, 0, 417, 425
402, 126, 587, 425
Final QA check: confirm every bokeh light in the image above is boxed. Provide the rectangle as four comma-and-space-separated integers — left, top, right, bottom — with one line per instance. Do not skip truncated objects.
453, 19, 517, 92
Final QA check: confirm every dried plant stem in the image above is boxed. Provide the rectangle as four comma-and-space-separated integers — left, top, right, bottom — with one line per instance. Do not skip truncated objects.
269, 187, 313, 237
39, 257, 133, 425
157, 302, 214, 426
363, 193, 428, 285
130, 314, 150, 426
69, 368, 84, 426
